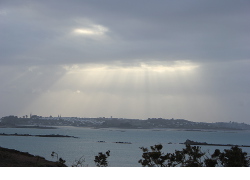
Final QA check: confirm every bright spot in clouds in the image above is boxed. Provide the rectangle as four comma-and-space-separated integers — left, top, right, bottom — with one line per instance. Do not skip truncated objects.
138, 61, 199, 72
62, 61, 199, 74
72, 25, 108, 36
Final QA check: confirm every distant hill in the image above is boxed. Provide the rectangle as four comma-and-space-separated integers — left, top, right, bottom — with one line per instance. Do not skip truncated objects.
1, 115, 250, 130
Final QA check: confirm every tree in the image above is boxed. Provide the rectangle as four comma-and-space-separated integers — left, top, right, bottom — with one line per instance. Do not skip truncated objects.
94, 150, 110, 167
211, 146, 249, 167
174, 144, 206, 167
138, 144, 250, 167
138, 144, 168, 167
139, 144, 207, 167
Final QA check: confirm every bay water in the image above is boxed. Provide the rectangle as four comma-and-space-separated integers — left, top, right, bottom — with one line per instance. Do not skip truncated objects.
1, 126, 250, 167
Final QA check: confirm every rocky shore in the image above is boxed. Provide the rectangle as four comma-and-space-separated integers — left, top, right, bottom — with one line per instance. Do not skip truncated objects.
183, 139, 250, 147
0, 133, 78, 138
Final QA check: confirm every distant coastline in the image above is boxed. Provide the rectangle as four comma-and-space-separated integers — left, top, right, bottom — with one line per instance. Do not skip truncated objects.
0, 125, 57, 129
1, 115, 250, 131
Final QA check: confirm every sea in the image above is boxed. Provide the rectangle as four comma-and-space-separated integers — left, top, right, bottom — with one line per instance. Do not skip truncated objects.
1, 126, 250, 167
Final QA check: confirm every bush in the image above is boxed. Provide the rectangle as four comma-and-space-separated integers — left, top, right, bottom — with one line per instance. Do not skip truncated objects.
138, 144, 250, 167
94, 150, 110, 167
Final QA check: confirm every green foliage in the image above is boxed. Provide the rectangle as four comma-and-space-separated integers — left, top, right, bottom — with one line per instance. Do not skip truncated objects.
138, 144, 250, 167
94, 150, 110, 167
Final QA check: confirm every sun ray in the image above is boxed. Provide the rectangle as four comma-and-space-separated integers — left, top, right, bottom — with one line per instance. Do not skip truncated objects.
21, 61, 203, 118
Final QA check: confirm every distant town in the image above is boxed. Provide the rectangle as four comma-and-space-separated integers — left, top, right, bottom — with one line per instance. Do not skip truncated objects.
1, 114, 250, 130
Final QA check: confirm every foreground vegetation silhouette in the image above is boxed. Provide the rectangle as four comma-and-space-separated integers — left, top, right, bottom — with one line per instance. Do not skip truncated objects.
50, 150, 111, 167
51, 151, 66, 166
94, 150, 111, 167
138, 144, 249, 167
1, 145, 249, 167
51, 144, 249, 167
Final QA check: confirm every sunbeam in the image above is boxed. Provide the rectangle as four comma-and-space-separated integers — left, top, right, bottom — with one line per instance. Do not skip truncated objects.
19, 61, 210, 119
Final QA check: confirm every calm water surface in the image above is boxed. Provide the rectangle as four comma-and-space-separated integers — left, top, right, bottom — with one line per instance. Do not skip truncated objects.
1, 127, 250, 167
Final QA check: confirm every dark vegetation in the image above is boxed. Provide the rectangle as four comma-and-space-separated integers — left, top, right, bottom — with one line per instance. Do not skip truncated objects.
138, 144, 250, 167
94, 150, 110, 167
51, 151, 66, 166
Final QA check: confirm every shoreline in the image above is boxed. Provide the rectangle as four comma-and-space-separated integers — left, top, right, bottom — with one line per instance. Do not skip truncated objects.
183, 139, 250, 148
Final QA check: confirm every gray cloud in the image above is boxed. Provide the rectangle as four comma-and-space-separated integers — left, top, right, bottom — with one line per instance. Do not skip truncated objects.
0, 0, 250, 123
1, 0, 249, 65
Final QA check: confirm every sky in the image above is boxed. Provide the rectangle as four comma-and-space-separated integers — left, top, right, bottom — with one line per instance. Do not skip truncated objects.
0, 0, 250, 123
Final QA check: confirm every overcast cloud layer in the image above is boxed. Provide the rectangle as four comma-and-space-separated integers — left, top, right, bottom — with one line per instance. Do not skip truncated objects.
0, 0, 250, 123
